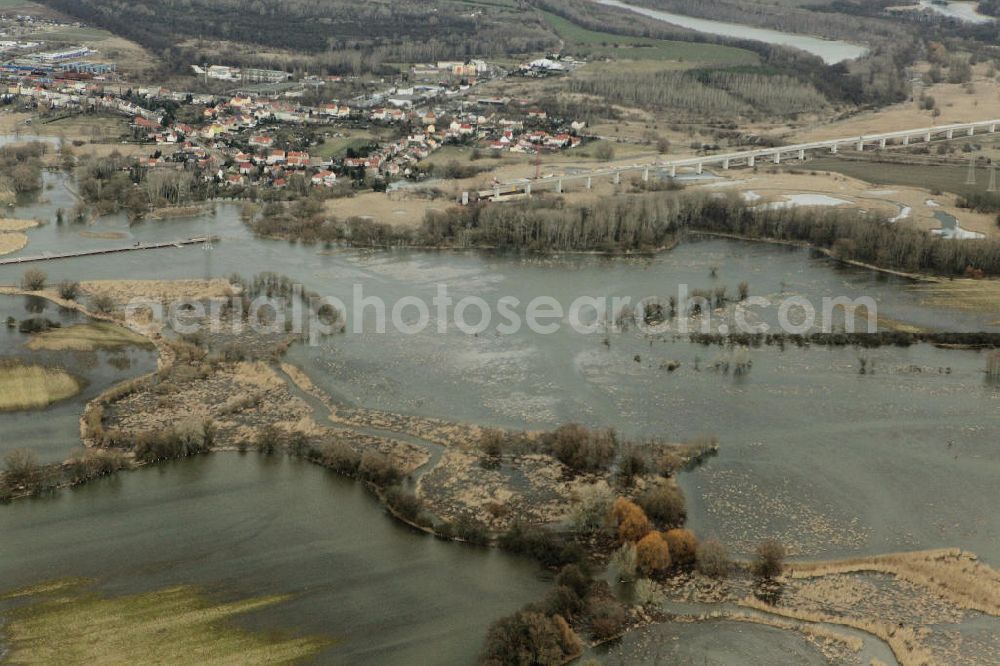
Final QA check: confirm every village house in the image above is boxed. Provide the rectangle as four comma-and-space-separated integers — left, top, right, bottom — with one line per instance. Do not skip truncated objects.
311, 170, 337, 187
286, 151, 309, 168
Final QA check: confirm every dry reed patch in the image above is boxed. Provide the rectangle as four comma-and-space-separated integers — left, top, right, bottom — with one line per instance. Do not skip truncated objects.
25, 322, 153, 352
0, 359, 82, 411
739, 595, 934, 665
328, 404, 483, 449
280, 362, 320, 395
79, 279, 235, 302
232, 361, 286, 391
148, 205, 210, 220
78, 230, 128, 240
0, 232, 28, 256
787, 549, 1000, 617
105, 362, 314, 445
714, 610, 864, 654
417, 449, 595, 530
0, 218, 39, 232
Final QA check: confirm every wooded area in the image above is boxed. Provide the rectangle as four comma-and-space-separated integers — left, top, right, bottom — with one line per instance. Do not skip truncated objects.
570, 68, 829, 117
36, 0, 557, 74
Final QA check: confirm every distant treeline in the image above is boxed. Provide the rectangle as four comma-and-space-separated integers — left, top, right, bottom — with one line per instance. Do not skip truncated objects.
979, 0, 1000, 17
570, 68, 829, 118
250, 190, 1000, 275
37, 0, 557, 75
690, 331, 1000, 348
684, 194, 1000, 276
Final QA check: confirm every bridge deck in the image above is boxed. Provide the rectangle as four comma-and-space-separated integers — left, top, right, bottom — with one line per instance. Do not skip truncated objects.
498, 119, 1000, 190
0, 237, 214, 266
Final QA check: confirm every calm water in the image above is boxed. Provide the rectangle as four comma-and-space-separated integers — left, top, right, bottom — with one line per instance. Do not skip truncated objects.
0, 296, 157, 464
594, 619, 829, 665
0, 454, 548, 663
595, 0, 868, 63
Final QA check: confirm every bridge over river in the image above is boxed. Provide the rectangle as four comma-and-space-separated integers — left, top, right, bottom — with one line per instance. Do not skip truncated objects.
0, 236, 215, 266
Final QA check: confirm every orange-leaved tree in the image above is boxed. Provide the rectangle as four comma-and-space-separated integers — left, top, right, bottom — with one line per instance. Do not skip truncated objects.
664, 528, 698, 567
611, 497, 651, 543
636, 531, 671, 576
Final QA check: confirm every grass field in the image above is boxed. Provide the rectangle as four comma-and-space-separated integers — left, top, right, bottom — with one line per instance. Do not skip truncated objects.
30, 26, 111, 43
0, 360, 81, 411
314, 132, 379, 159
807, 157, 997, 200
1, 580, 331, 664
25, 322, 153, 352
33, 113, 128, 140
542, 11, 757, 65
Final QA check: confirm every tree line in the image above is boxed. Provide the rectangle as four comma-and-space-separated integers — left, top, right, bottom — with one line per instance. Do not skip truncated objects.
247, 185, 1000, 274
38, 0, 557, 75
569, 67, 829, 118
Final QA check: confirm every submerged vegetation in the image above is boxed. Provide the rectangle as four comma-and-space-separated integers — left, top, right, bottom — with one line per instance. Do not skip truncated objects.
0, 142, 46, 201
0, 579, 330, 663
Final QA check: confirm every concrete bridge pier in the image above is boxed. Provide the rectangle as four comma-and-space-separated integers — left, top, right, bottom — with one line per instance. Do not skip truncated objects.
903, 136, 910, 146
722, 159, 730, 170
798, 149, 805, 160
946, 129, 954, 139
696, 162, 704, 174
586, 176, 592, 190
613, 171, 621, 185
670, 165, 677, 178
856, 140, 864, 151
831, 144, 838, 154
968, 126, 975, 136
643, 167, 650, 182
991, 124, 997, 133
494, 186, 500, 199
773, 152, 781, 164
926, 131, 932, 142
879, 138, 887, 149
556, 179, 563, 194
525, 182, 531, 195
748, 155, 756, 167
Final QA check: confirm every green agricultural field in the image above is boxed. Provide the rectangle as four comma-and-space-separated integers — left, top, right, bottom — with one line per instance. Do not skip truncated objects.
542, 11, 758, 65
0, 579, 331, 663
808, 157, 998, 200
315, 133, 379, 159
32, 26, 112, 43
